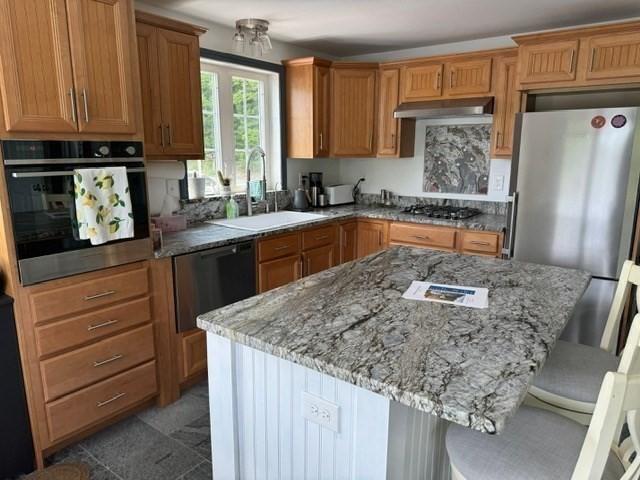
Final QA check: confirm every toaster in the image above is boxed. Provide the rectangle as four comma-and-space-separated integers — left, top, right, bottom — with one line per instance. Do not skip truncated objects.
325, 184, 355, 205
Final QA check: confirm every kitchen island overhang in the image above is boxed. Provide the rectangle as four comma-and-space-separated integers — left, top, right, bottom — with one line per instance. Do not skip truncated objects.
198, 247, 591, 479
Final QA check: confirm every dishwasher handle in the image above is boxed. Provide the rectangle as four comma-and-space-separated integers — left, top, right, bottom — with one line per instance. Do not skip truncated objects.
198, 241, 253, 259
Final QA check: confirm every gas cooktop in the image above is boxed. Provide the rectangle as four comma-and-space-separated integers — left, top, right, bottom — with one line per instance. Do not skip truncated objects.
400, 204, 482, 220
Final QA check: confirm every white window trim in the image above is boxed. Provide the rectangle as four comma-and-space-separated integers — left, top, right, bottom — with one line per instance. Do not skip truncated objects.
197, 59, 281, 194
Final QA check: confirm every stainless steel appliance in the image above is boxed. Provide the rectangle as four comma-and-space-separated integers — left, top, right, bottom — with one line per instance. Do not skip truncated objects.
3, 140, 151, 285
173, 241, 256, 332
325, 184, 355, 205
506, 107, 640, 346
401, 204, 482, 220
394, 97, 493, 119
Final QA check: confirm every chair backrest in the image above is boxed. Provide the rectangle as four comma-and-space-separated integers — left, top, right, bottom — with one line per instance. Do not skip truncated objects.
573, 314, 640, 480
601, 260, 640, 354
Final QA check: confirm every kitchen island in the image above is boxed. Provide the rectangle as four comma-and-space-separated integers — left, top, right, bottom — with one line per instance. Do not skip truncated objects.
198, 247, 590, 479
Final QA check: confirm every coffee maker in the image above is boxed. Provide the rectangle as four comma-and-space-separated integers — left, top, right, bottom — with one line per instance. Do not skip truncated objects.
309, 172, 325, 207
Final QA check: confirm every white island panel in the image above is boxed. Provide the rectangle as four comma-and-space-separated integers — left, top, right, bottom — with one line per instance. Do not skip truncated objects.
208, 333, 450, 480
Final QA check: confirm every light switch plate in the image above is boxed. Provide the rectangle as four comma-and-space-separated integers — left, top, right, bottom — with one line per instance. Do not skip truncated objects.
493, 175, 505, 191
302, 391, 339, 432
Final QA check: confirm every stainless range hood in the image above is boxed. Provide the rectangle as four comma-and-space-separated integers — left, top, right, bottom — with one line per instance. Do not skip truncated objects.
394, 97, 494, 119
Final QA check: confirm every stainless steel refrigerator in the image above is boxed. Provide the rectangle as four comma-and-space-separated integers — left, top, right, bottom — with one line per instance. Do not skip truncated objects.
506, 107, 640, 347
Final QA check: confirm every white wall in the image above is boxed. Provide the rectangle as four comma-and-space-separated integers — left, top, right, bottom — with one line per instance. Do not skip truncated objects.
135, 1, 331, 64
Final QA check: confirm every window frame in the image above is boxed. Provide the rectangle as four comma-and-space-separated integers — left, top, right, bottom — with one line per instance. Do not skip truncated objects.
181, 48, 286, 199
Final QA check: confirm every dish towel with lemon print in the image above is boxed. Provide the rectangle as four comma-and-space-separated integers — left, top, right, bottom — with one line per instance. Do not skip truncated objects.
73, 167, 134, 245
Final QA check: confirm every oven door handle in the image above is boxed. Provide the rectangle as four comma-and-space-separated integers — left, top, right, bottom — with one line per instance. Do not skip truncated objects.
11, 168, 146, 178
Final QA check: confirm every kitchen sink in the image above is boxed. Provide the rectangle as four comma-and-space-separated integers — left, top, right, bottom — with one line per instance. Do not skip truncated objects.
208, 211, 325, 232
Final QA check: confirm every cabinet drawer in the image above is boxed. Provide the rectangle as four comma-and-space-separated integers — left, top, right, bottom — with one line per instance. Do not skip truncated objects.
459, 231, 501, 256
302, 224, 336, 250
30, 266, 150, 324
389, 223, 456, 250
258, 233, 300, 262
41, 324, 155, 402
46, 361, 157, 442
35, 296, 152, 358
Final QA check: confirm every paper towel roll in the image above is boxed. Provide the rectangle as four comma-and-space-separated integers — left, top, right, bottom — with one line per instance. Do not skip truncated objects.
146, 161, 185, 180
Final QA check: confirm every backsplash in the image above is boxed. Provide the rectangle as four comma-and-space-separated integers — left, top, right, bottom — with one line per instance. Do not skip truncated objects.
356, 193, 507, 215
177, 191, 291, 225
423, 124, 491, 195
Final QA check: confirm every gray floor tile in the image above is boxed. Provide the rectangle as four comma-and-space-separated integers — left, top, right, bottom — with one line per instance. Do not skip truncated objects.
80, 417, 201, 480
169, 413, 211, 461
184, 380, 209, 402
49, 445, 121, 480
137, 390, 209, 435
178, 461, 213, 480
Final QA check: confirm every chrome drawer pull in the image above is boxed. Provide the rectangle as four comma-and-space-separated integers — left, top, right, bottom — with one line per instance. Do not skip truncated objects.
274, 245, 290, 251
470, 240, 491, 246
411, 235, 430, 241
315, 235, 329, 241
93, 354, 123, 367
87, 319, 119, 332
97, 392, 126, 408
84, 290, 116, 301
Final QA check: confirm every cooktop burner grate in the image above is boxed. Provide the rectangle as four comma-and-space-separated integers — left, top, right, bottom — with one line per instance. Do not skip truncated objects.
400, 204, 482, 220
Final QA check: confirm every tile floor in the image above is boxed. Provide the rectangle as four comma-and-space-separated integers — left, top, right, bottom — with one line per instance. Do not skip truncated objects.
48, 380, 212, 480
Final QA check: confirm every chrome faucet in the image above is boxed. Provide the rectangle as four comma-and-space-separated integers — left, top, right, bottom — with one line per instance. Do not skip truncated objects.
246, 146, 268, 216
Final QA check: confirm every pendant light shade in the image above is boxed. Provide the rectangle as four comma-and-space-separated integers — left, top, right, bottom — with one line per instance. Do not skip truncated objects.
231, 19, 272, 57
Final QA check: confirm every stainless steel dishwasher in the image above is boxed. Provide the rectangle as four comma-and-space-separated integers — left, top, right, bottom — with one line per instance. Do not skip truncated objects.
173, 241, 256, 332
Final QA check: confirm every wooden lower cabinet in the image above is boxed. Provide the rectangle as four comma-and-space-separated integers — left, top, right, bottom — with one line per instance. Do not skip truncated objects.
458, 230, 503, 257
388, 222, 457, 251
178, 329, 207, 381
339, 221, 358, 263
357, 220, 388, 258
302, 244, 336, 276
258, 254, 302, 293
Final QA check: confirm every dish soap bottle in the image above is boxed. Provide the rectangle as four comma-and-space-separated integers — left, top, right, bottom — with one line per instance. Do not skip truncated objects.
225, 196, 239, 219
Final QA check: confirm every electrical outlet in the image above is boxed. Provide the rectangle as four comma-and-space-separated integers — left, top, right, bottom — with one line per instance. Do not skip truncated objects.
302, 392, 339, 432
167, 180, 180, 197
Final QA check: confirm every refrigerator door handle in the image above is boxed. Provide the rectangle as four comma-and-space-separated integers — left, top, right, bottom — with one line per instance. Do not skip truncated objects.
502, 191, 519, 258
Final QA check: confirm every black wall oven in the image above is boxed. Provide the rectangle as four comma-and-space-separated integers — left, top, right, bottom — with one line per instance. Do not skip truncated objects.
3, 140, 152, 285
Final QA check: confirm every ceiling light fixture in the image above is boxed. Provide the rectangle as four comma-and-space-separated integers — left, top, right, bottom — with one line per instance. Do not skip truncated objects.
232, 19, 272, 57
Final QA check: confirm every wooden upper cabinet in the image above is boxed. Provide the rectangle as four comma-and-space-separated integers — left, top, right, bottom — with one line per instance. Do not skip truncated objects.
491, 53, 519, 158
157, 28, 204, 156
377, 67, 414, 158
314, 65, 331, 157
66, 0, 138, 134
136, 22, 163, 156
400, 63, 443, 102
283, 57, 332, 159
330, 65, 377, 157
444, 57, 492, 95
0, 0, 77, 133
518, 40, 579, 84
584, 31, 640, 80
135, 11, 206, 160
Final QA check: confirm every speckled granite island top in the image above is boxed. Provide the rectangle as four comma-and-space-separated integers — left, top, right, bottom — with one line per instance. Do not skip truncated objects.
156, 204, 506, 258
197, 247, 590, 434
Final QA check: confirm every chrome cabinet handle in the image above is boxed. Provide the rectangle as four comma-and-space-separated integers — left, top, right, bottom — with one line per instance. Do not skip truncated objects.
84, 290, 116, 301
97, 392, 126, 408
69, 88, 77, 124
159, 124, 166, 148
378, 230, 383, 246
165, 124, 172, 145
315, 235, 329, 241
81, 88, 89, 123
87, 319, 119, 332
436, 71, 441, 90
391, 133, 396, 149
411, 235, 430, 241
470, 240, 491, 246
450, 71, 455, 88
12, 169, 144, 178
319, 132, 324, 150
589, 48, 596, 72
93, 354, 123, 368
496, 131, 502, 148
274, 244, 290, 251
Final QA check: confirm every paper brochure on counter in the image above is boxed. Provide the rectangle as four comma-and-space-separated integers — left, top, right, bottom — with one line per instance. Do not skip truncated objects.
402, 282, 489, 309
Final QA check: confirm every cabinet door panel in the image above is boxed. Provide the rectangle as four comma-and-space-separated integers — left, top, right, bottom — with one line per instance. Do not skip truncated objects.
491, 56, 519, 157
314, 65, 331, 157
66, 0, 138, 134
258, 255, 301, 293
377, 68, 400, 156
400, 64, 443, 102
330, 68, 377, 157
0, 0, 77, 133
445, 58, 492, 95
339, 221, 358, 264
302, 245, 335, 276
356, 221, 387, 258
518, 40, 579, 84
585, 32, 640, 80
136, 22, 163, 155
157, 28, 204, 157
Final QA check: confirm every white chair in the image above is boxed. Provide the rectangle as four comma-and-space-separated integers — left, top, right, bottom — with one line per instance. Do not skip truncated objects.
528, 260, 640, 424
446, 314, 640, 480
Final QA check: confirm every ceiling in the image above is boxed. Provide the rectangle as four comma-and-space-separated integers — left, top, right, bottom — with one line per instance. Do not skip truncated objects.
144, 0, 640, 57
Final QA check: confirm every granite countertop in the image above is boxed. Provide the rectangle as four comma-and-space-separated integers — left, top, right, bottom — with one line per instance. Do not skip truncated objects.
197, 247, 590, 434
155, 205, 506, 258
